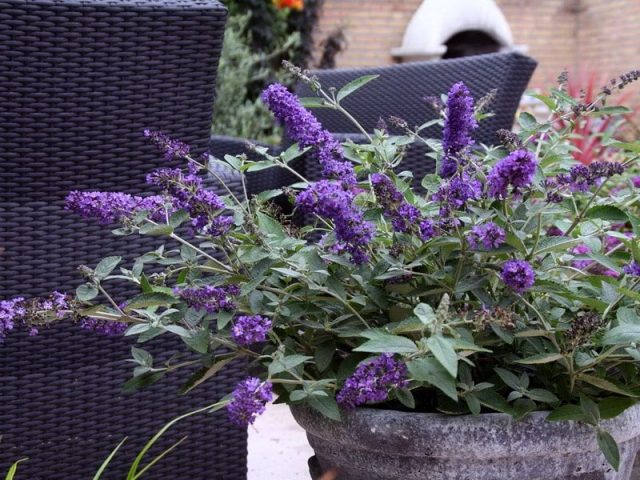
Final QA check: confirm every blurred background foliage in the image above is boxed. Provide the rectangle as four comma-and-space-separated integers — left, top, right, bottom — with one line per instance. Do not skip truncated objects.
214, 0, 346, 143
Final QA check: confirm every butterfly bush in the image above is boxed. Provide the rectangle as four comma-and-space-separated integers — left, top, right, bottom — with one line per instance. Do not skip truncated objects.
9, 68, 640, 467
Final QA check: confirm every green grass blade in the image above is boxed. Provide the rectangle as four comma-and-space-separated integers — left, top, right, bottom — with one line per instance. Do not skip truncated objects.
126, 400, 228, 480
92, 437, 127, 480
5, 458, 28, 480
133, 436, 188, 479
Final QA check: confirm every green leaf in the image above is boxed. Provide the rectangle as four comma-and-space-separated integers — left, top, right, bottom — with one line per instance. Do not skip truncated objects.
465, 393, 482, 415
336, 75, 379, 103
269, 355, 312, 375
546, 404, 585, 422
607, 141, 640, 154
94, 256, 122, 280
355, 331, 418, 354
315, 340, 336, 372
578, 374, 637, 398
407, 357, 457, 401
139, 223, 174, 236
76, 283, 99, 301
474, 389, 513, 415
585, 206, 629, 223
598, 397, 637, 420
597, 429, 620, 471
518, 112, 538, 131
169, 210, 190, 229
395, 388, 416, 409
426, 336, 458, 377
413, 303, 436, 325
256, 189, 283, 202
534, 237, 582, 256
526, 388, 559, 404
515, 353, 565, 365
495, 368, 522, 391
580, 394, 601, 425
140, 273, 154, 293
181, 357, 234, 394
126, 292, 177, 310
308, 395, 341, 421
256, 212, 286, 240
601, 324, 640, 345
298, 97, 332, 108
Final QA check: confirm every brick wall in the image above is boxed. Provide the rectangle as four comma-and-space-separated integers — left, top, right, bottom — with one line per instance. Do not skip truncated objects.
314, 0, 640, 92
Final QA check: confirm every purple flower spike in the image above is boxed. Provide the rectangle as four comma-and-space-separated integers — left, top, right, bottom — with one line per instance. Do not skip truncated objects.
227, 377, 274, 427
467, 222, 506, 250
501, 260, 536, 294
336, 353, 409, 410
80, 318, 128, 336
440, 82, 478, 178
231, 315, 272, 346
487, 149, 538, 199
261, 84, 356, 184
66, 191, 167, 225
143, 130, 191, 161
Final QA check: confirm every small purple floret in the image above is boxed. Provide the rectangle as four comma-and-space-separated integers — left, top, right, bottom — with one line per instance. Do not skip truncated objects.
175, 285, 240, 314
231, 315, 272, 346
624, 261, 640, 276
467, 222, 506, 250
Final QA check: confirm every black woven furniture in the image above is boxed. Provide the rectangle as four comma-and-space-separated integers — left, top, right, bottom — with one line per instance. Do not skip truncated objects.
209, 51, 538, 192
0, 1, 247, 479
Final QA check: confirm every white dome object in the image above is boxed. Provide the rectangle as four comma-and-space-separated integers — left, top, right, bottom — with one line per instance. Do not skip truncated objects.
391, 0, 514, 61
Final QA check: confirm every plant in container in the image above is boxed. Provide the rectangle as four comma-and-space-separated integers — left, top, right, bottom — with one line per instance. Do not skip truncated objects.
5, 67, 640, 479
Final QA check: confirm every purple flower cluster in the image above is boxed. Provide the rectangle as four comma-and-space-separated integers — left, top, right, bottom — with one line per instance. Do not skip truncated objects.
66, 191, 167, 225
147, 168, 232, 236
175, 284, 240, 314
432, 173, 482, 219
80, 318, 128, 336
624, 261, 640, 276
231, 315, 272, 346
487, 150, 538, 199
467, 222, 506, 250
226, 377, 274, 426
501, 260, 536, 294
371, 174, 435, 240
296, 180, 374, 264
439, 82, 478, 178
0, 297, 25, 341
261, 84, 356, 184
336, 353, 409, 410
143, 129, 191, 161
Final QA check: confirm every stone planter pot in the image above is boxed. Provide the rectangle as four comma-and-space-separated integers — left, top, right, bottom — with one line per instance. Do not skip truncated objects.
290, 404, 640, 480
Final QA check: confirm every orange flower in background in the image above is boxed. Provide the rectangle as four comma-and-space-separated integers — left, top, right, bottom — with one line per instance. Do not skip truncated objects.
273, 0, 304, 11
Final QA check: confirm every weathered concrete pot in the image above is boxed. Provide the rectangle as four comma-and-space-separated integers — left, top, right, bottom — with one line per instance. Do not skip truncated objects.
290, 404, 640, 480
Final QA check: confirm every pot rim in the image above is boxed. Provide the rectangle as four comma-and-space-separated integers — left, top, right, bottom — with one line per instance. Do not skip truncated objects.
290, 402, 640, 459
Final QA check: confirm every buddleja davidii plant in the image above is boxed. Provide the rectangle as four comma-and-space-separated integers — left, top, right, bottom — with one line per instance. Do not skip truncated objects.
5, 63, 640, 467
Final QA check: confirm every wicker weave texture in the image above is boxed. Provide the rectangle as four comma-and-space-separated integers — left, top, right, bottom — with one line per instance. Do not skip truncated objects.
0, 1, 248, 479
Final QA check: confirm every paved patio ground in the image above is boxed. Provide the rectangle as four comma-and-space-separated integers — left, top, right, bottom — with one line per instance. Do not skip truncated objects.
247, 403, 314, 479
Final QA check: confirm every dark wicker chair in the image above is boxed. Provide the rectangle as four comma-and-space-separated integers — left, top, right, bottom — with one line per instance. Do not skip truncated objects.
0, 1, 247, 479
209, 51, 538, 194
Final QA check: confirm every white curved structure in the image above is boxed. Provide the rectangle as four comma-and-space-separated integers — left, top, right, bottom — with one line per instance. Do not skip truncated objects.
392, 0, 514, 61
